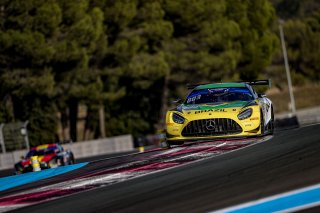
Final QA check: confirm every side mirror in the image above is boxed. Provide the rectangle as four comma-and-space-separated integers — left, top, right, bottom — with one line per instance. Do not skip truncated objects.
172, 99, 182, 104
258, 93, 266, 98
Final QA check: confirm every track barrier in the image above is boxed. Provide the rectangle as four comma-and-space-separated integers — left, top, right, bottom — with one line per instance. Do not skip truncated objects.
275, 115, 300, 130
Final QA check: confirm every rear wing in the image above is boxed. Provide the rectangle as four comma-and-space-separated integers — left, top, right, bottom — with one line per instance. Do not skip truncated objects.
239, 79, 272, 88
187, 79, 272, 90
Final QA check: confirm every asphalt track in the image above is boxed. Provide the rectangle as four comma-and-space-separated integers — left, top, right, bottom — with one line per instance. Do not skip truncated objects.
2, 124, 320, 212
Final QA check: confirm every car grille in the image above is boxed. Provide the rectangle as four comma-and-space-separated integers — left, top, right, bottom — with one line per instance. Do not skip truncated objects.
181, 118, 242, 137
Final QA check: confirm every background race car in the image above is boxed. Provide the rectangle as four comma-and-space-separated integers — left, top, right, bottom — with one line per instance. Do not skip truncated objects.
165, 80, 274, 146
14, 143, 75, 174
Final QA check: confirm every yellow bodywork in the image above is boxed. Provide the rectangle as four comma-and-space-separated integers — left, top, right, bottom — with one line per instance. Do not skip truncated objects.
165, 104, 262, 142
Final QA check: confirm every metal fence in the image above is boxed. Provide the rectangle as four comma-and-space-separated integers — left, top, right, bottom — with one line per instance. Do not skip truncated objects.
0, 121, 30, 153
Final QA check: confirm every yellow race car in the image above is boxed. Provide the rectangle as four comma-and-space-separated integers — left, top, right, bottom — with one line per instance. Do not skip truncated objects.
165, 80, 274, 146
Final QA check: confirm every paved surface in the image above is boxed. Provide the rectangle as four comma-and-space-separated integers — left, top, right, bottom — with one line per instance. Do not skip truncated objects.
1, 137, 266, 211
3, 124, 319, 213
276, 106, 320, 126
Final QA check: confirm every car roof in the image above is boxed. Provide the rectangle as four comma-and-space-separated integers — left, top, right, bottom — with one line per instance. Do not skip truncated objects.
30, 143, 58, 151
194, 82, 247, 90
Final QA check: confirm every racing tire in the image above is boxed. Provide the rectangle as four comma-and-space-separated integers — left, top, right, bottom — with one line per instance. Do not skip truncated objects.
70, 157, 75, 164
58, 157, 65, 166
260, 110, 265, 135
160, 140, 171, 149
168, 141, 184, 146
263, 107, 274, 135
268, 107, 275, 135
14, 166, 23, 175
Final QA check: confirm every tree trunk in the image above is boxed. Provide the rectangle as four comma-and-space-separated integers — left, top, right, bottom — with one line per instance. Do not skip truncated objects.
69, 98, 78, 142
5, 95, 15, 122
99, 103, 106, 138
60, 108, 70, 141
83, 106, 91, 141
157, 75, 169, 130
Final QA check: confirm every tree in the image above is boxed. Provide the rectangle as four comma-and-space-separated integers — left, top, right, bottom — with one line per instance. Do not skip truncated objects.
96, 0, 172, 136
0, 0, 58, 145
0, 0, 279, 144
282, 13, 320, 82
226, 0, 278, 80
0, 0, 105, 145
159, 0, 277, 128
267, 6, 320, 87
50, 0, 105, 142
270, 0, 320, 19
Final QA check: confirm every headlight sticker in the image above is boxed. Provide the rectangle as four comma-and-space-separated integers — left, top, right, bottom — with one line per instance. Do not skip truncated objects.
238, 108, 253, 120
182, 105, 199, 110
250, 117, 259, 120
172, 113, 185, 124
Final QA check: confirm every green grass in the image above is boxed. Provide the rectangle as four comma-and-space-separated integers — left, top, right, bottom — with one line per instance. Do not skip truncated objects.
267, 85, 320, 113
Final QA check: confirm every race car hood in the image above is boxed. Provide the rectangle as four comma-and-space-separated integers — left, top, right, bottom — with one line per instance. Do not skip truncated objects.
21, 159, 31, 166
176, 100, 255, 116
39, 154, 56, 162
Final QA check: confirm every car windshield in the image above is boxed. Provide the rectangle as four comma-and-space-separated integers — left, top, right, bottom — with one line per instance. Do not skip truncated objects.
26, 148, 56, 158
185, 87, 254, 104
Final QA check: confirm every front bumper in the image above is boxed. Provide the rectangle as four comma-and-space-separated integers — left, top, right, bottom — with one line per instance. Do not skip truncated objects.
166, 117, 261, 142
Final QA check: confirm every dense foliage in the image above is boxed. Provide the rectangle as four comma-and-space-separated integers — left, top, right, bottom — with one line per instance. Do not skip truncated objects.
0, 0, 280, 145
269, 0, 320, 87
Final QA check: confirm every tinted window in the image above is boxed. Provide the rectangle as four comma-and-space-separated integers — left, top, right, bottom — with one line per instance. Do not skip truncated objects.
185, 87, 254, 104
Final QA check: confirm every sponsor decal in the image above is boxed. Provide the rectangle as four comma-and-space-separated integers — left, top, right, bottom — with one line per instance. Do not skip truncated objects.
187, 95, 201, 104
195, 109, 226, 114
208, 88, 228, 93
250, 117, 259, 120
266, 102, 271, 111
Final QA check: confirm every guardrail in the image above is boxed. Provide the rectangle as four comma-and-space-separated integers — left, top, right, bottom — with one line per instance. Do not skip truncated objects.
0, 134, 134, 170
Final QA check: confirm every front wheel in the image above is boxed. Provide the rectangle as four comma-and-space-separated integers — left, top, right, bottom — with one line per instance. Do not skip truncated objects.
168, 141, 184, 146
161, 140, 184, 149
69, 156, 75, 164
160, 140, 171, 149
261, 108, 274, 135
260, 110, 265, 135
267, 107, 275, 135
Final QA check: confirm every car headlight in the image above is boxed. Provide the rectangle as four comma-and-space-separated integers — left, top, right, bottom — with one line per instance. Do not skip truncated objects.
238, 108, 253, 120
48, 159, 58, 168
40, 162, 47, 167
172, 113, 185, 124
